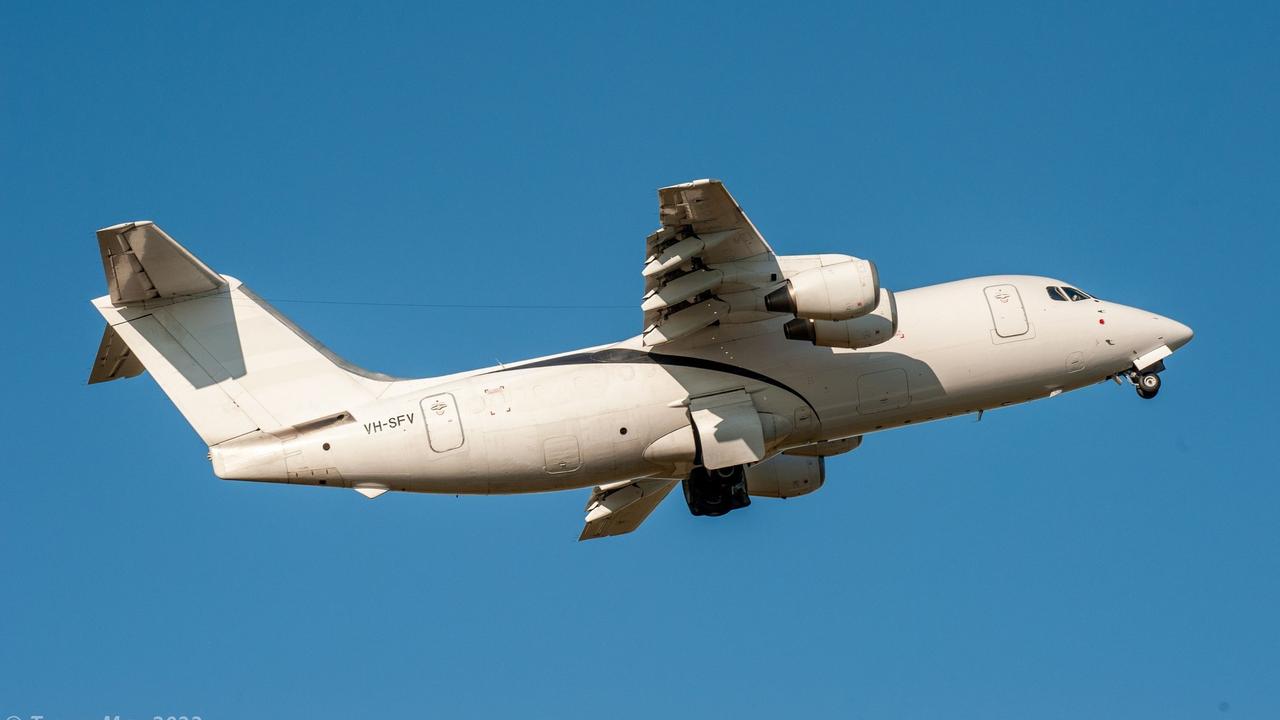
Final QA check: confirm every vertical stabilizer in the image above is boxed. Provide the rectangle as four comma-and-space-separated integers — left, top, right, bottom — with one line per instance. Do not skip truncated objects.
89, 222, 395, 446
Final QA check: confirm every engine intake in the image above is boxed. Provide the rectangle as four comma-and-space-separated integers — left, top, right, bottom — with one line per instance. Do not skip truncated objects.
765, 255, 879, 321
784, 288, 897, 349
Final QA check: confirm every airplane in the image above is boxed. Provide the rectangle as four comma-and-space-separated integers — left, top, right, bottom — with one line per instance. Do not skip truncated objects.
88, 179, 1193, 540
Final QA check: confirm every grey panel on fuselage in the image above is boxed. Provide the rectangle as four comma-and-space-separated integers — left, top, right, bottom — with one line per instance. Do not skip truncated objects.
543, 436, 582, 474
856, 369, 911, 414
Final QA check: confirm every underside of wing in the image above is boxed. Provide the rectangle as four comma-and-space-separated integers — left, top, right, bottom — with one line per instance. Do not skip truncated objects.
579, 478, 679, 541
642, 179, 784, 346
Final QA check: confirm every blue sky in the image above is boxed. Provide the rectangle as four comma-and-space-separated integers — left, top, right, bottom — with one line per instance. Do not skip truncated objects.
2, 1, 1277, 717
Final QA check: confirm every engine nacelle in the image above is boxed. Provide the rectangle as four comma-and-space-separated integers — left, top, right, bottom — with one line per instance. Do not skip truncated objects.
765, 255, 879, 321
784, 288, 897, 349
745, 454, 825, 499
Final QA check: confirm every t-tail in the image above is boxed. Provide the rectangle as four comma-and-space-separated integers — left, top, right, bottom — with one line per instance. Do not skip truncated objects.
88, 222, 396, 481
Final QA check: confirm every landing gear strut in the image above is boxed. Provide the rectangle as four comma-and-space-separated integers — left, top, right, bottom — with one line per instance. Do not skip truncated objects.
682, 465, 751, 517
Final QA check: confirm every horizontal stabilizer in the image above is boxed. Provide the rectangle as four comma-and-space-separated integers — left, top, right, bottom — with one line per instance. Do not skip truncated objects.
87, 323, 145, 384
97, 221, 225, 305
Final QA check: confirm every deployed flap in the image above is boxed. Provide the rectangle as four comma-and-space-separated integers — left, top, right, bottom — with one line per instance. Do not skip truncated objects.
97, 221, 225, 305
579, 478, 679, 541
689, 389, 765, 470
642, 179, 783, 346
87, 323, 145, 384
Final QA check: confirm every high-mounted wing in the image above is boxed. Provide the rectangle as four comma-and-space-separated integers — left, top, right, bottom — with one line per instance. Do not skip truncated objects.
641, 179, 783, 346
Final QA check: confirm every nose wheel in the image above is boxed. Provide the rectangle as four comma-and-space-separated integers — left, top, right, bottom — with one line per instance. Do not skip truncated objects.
1125, 369, 1162, 399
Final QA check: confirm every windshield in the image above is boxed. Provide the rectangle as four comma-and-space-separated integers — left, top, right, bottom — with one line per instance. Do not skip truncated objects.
1047, 285, 1093, 302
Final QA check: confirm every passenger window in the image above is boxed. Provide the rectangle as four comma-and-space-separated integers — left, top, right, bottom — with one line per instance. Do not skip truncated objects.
1046, 286, 1067, 301
1063, 287, 1091, 301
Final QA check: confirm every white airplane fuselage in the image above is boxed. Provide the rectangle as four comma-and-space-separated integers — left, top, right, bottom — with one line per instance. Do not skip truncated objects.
89, 188, 1194, 539
209, 273, 1192, 496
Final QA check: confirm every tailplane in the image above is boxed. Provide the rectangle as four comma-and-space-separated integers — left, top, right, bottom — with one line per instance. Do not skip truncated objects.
88, 222, 395, 446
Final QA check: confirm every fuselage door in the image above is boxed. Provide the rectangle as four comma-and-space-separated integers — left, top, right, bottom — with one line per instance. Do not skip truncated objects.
421, 392, 465, 452
984, 284, 1029, 338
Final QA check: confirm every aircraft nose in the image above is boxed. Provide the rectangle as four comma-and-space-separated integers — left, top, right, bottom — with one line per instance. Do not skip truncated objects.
1160, 316, 1194, 351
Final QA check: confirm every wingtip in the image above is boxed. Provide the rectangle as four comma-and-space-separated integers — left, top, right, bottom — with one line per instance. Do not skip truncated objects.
659, 177, 722, 192
96, 220, 155, 234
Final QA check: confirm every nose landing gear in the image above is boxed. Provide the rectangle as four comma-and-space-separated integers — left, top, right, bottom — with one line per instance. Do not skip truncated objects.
1136, 372, 1161, 398
682, 465, 751, 517
1124, 368, 1162, 399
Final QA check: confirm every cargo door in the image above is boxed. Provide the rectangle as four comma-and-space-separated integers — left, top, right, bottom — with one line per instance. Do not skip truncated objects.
984, 284, 1029, 338
689, 389, 765, 470
421, 392, 465, 452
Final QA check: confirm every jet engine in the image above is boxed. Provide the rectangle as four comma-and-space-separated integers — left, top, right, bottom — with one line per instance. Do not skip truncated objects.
745, 454, 825, 499
765, 255, 880, 321
784, 288, 897, 349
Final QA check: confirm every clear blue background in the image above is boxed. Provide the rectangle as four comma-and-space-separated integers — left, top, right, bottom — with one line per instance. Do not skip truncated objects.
2, 2, 1276, 717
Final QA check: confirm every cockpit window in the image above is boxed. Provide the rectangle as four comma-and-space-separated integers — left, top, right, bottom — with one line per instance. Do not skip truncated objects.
1062, 287, 1092, 301
1046, 286, 1067, 301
